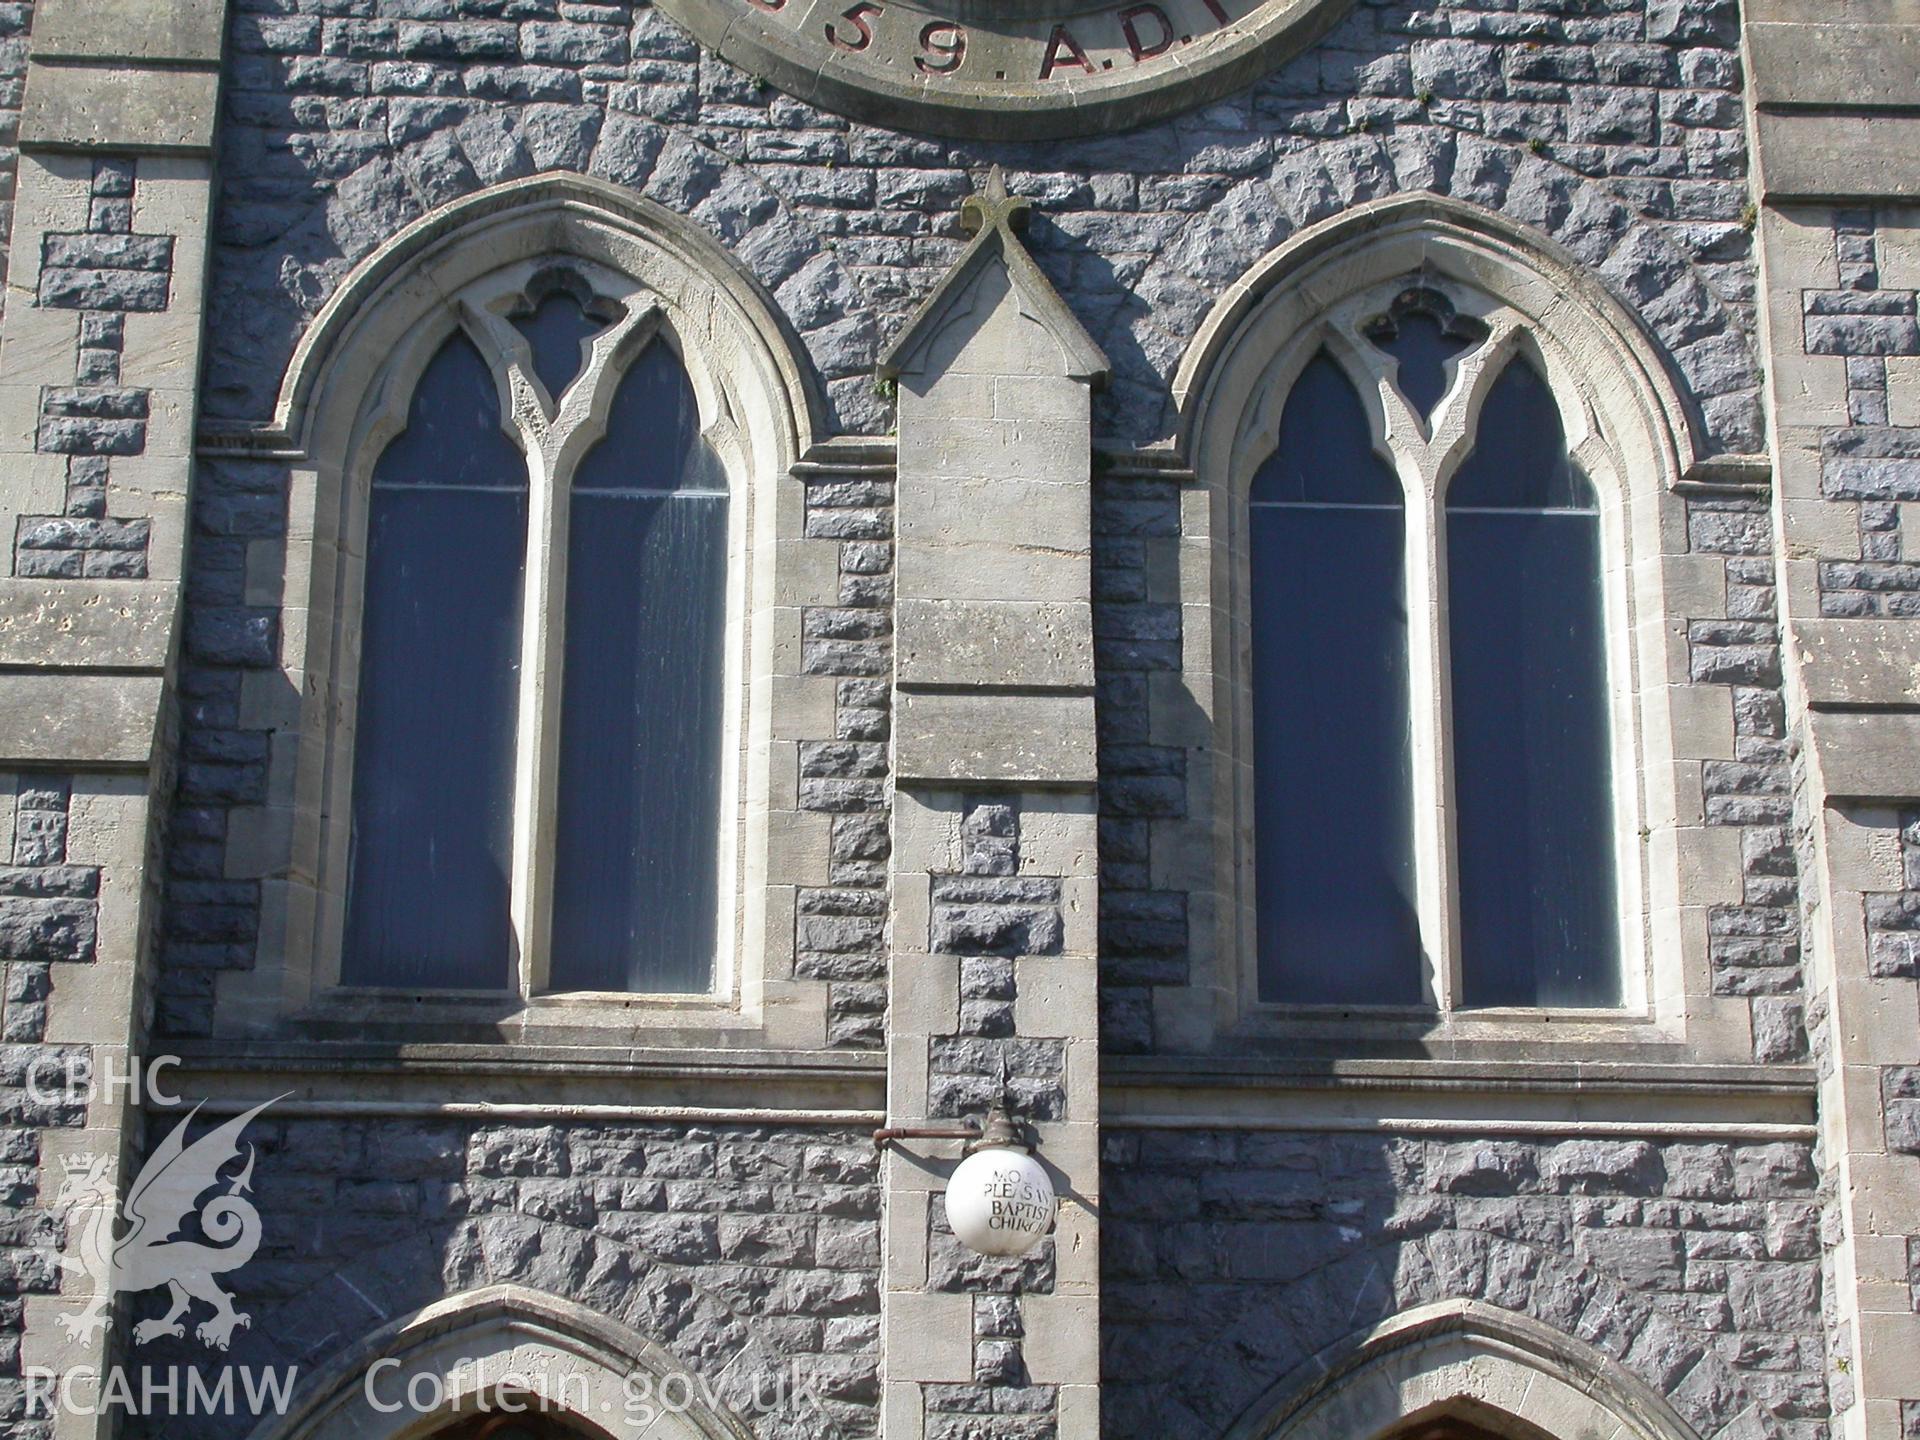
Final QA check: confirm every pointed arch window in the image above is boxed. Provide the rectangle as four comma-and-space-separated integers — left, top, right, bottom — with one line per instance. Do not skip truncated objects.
1249, 283, 1626, 1012
1251, 354, 1419, 1005
549, 342, 728, 995
343, 332, 529, 991
340, 262, 734, 997
1445, 358, 1618, 1007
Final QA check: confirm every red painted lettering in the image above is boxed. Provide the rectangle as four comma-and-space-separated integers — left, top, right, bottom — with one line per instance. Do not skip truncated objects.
1119, 3, 1175, 61
1201, 0, 1231, 22
916, 21, 966, 74
1039, 24, 1096, 79
826, 1, 883, 52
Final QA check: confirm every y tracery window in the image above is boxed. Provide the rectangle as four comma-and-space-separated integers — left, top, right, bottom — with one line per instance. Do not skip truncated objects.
340, 264, 731, 997
1251, 284, 1625, 1012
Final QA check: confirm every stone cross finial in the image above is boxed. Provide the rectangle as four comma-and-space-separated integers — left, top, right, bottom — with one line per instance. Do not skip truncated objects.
961, 164, 1030, 235
879, 161, 1106, 384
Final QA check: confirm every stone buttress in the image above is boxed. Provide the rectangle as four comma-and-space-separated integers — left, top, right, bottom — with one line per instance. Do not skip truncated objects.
0, 0, 227, 1429
875, 171, 1109, 1440
1747, 4, 1920, 1436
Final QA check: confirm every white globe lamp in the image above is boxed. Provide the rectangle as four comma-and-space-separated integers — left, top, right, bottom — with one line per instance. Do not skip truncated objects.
944, 1103, 1056, 1258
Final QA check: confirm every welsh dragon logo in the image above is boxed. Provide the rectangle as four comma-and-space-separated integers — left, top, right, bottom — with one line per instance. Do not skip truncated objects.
52, 1098, 280, 1351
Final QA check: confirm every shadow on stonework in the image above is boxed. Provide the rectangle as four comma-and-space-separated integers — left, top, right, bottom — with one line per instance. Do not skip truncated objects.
116, 1117, 886, 1440
1100, 1130, 1817, 1440
1018, 216, 1167, 447
1089, 481, 1206, 1055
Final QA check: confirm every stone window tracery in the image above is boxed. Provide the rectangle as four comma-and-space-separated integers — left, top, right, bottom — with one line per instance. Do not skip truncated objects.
339, 260, 734, 998
228, 177, 818, 1041
1172, 196, 1774, 1056
1246, 276, 1634, 1015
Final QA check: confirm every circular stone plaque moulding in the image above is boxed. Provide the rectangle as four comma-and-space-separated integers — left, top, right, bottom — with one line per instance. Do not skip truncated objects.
654, 0, 1357, 141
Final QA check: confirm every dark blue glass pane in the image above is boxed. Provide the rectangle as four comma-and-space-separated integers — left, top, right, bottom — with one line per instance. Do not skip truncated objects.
1372, 309, 1469, 426
573, 340, 721, 495
1252, 354, 1421, 1005
514, 288, 604, 403
1448, 357, 1595, 511
344, 332, 528, 990
371, 330, 524, 488
550, 344, 727, 993
1249, 354, 1402, 506
1448, 360, 1619, 1007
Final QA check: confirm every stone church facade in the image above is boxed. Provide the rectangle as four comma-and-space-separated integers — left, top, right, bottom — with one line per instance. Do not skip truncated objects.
0, 1, 1916, 1439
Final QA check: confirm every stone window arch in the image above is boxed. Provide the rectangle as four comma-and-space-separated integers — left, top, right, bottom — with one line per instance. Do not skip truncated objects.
217, 175, 825, 1041
337, 256, 737, 998
1245, 296, 1630, 1014
1174, 194, 1759, 1057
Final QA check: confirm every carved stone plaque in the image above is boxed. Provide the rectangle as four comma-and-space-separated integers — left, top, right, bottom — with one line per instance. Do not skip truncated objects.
654, 0, 1356, 139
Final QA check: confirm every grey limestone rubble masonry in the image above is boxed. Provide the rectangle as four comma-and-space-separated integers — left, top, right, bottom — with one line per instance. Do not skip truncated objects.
207, 0, 1760, 447
92, 1, 1835, 1438
167, 0, 1788, 1047
122, 1119, 884, 1440
1105, 1131, 1826, 1440
0, 779, 95, 1440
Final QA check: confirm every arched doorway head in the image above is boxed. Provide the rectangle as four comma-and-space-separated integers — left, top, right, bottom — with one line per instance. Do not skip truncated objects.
428, 1412, 619, 1440
1227, 1300, 1707, 1440
1381, 1399, 1564, 1440
248, 1285, 753, 1440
